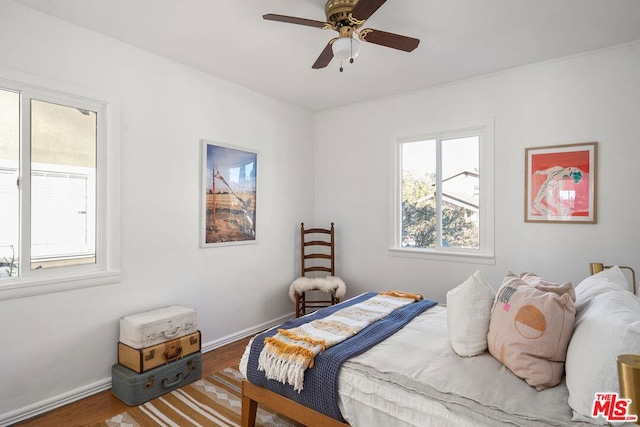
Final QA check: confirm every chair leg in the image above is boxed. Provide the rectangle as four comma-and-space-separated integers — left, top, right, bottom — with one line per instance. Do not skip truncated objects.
295, 292, 306, 318
294, 290, 340, 317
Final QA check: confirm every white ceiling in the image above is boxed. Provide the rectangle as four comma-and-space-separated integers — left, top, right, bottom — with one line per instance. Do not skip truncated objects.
11, 0, 640, 112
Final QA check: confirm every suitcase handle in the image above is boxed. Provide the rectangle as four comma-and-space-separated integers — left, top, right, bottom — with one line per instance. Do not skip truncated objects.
162, 373, 183, 389
164, 346, 183, 362
163, 326, 181, 338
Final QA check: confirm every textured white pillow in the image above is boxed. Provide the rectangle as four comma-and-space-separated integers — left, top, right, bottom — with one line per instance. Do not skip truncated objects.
447, 270, 496, 357
575, 265, 631, 294
565, 271, 640, 424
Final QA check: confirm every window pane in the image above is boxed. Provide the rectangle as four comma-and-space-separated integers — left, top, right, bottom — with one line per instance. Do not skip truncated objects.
441, 136, 479, 249
0, 89, 20, 278
401, 139, 436, 249
30, 99, 96, 270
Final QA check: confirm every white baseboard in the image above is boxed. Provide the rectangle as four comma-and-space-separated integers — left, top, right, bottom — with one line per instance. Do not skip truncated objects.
0, 378, 111, 427
0, 312, 294, 427
201, 312, 291, 353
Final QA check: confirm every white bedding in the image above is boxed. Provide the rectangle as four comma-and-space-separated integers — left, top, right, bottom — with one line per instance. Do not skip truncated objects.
240, 305, 595, 426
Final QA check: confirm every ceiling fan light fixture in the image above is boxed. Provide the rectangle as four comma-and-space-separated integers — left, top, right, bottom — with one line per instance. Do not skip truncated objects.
332, 36, 360, 61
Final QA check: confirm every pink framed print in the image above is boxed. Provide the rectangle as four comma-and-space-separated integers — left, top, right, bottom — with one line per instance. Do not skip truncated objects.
525, 142, 597, 223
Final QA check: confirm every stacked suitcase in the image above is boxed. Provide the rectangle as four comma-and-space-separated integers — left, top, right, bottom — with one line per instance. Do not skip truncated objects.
111, 305, 202, 406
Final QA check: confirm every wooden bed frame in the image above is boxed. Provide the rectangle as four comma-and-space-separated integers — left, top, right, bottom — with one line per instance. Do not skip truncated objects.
241, 379, 349, 427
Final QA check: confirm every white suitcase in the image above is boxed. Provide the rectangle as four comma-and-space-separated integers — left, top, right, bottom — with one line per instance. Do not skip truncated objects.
120, 305, 197, 349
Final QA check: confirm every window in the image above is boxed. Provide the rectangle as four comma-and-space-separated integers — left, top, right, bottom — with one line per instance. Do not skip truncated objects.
391, 121, 494, 262
0, 70, 120, 300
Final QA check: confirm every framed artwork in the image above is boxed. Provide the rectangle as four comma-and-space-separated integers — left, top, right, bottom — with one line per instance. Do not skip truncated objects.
200, 140, 258, 247
525, 142, 597, 223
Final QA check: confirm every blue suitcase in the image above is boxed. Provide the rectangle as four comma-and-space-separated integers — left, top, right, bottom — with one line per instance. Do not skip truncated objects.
111, 351, 202, 406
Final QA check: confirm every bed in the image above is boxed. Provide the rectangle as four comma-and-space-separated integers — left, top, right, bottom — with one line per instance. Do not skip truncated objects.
239, 266, 640, 427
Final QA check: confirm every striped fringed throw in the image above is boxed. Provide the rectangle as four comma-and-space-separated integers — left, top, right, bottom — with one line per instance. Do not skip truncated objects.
257, 291, 424, 392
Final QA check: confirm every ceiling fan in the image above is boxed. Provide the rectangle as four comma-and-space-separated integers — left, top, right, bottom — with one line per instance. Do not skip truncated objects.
263, 0, 420, 71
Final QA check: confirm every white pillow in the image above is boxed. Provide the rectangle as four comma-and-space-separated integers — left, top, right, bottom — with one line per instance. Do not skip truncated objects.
565, 272, 640, 424
575, 265, 631, 296
447, 270, 496, 357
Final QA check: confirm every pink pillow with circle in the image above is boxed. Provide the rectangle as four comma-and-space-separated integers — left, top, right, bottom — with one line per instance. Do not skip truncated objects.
487, 272, 576, 390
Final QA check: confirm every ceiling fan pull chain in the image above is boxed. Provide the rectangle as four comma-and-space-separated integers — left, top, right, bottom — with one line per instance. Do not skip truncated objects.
340, 60, 344, 72
350, 39, 355, 63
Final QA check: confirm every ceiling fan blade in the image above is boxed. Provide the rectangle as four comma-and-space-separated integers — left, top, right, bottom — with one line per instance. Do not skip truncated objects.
360, 29, 420, 52
350, 0, 387, 21
312, 42, 334, 69
263, 14, 328, 29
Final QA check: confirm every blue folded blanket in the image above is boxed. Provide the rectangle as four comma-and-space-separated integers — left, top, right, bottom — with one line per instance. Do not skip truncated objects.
246, 292, 437, 422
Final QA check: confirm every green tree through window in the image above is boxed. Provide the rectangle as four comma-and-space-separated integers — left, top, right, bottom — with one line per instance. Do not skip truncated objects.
400, 136, 480, 251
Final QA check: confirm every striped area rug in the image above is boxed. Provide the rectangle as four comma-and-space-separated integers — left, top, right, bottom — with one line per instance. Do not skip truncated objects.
98, 366, 302, 427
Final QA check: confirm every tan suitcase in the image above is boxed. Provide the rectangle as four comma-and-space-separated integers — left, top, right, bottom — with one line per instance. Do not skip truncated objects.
118, 330, 201, 373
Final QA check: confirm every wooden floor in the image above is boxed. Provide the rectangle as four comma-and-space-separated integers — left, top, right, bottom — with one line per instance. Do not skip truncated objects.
13, 336, 252, 427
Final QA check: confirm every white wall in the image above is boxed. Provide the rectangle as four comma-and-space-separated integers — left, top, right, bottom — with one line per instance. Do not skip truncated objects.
0, 2, 315, 423
2, 1, 640, 423
315, 43, 640, 303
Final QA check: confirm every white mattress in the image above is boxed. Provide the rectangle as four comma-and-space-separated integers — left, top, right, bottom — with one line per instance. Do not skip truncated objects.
240, 305, 594, 426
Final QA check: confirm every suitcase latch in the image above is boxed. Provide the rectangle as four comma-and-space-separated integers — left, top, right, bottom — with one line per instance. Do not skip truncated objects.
144, 375, 155, 389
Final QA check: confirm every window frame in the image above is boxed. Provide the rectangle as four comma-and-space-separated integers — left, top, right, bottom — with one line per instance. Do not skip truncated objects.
0, 67, 121, 300
389, 119, 495, 264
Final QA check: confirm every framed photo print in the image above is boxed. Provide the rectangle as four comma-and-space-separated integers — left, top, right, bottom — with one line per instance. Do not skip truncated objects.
200, 140, 258, 247
525, 142, 597, 223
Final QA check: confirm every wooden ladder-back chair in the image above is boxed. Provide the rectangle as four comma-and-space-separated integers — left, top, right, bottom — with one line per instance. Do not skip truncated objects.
291, 222, 345, 318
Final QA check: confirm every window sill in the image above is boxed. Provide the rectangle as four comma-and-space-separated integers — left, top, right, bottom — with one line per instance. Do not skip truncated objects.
388, 247, 495, 265
0, 270, 121, 301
